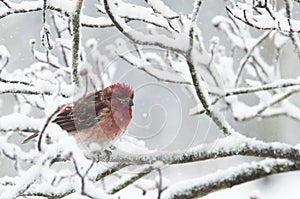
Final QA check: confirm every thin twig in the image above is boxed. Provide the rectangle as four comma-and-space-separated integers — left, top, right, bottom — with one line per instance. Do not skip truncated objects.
35, 105, 65, 150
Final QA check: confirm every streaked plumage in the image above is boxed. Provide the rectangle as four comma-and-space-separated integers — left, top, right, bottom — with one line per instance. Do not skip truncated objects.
53, 83, 134, 150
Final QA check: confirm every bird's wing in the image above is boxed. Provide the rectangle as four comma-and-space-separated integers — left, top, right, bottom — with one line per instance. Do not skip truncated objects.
52, 92, 111, 132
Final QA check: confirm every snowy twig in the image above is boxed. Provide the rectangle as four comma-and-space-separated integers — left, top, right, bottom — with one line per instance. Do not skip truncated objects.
72, 157, 94, 197
226, 3, 300, 32
283, 0, 300, 57
31, 42, 63, 69
107, 165, 154, 194
21, 190, 75, 198
156, 168, 166, 199
186, 0, 232, 136
0, 1, 70, 20
0, 0, 112, 29
186, 0, 207, 109
0, 83, 70, 98
51, 14, 70, 68
234, 31, 271, 87
118, 50, 191, 85
225, 78, 300, 96
0, 0, 11, 8
103, 0, 188, 53
233, 87, 300, 121
0, 77, 31, 86
36, 105, 65, 150
95, 162, 128, 181
0, 127, 39, 134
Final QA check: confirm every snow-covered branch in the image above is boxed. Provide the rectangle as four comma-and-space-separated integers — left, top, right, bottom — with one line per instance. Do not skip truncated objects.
226, 1, 300, 32
163, 158, 298, 199
103, 0, 189, 53
109, 134, 300, 165
71, 0, 83, 86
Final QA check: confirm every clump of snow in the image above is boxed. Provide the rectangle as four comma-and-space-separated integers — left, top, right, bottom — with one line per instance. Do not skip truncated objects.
0, 113, 43, 131
115, 135, 152, 154
0, 45, 10, 60
146, 0, 179, 19
62, 193, 95, 199
269, 31, 288, 48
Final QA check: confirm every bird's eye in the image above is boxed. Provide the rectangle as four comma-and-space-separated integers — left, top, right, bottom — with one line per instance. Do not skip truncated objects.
114, 94, 122, 98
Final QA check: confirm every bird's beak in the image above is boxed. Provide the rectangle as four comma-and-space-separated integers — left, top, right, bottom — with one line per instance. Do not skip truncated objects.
121, 97, 134, 107
128, 98, 134, 106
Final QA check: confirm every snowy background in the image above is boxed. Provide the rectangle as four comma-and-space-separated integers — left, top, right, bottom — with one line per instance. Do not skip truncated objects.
0, 0, 300, 198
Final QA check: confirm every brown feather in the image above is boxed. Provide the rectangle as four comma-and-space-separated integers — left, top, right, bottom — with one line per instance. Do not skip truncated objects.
52, 91, 111, 132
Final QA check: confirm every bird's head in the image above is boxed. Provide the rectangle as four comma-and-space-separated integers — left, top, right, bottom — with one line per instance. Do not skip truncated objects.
102, 83, 134, 113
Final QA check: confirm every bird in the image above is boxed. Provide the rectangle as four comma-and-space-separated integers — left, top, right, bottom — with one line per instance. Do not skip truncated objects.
52, 83, 134, 153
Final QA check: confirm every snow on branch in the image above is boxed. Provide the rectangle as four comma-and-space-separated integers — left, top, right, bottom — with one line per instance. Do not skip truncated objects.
106, 165, 154, 194
163, 158, 297, 199
71, 0, 83, 86
103, 0, 189, 53
225, 78, 300, 96
0, 0, 113, 28
109, 133, 300, 165
211, 1, 300, 122
226, 1, 300, 32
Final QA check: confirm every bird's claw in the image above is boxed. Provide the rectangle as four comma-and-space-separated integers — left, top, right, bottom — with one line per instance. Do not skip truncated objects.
94, 149, 112, 162
103, 149, 112, 161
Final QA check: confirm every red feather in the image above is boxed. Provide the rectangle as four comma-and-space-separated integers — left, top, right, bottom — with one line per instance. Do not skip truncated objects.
52, 83, 134, 149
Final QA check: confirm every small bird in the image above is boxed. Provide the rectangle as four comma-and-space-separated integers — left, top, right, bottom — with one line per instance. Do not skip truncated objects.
52, 83, 134, 152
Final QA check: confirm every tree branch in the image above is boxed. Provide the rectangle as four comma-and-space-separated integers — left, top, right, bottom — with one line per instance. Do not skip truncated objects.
109, 134, 300, 165
163, 158, 298, 199
71, 0, 84, 86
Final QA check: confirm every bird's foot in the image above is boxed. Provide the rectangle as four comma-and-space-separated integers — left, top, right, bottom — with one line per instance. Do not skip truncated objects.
93, 149, 112, 162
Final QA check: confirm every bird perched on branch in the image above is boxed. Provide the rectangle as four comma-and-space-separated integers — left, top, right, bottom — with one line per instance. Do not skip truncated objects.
52, 83, 134, 153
